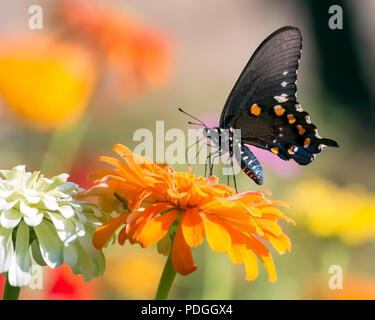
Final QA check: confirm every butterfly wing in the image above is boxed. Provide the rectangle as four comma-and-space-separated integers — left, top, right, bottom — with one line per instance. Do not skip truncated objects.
230, 97, 339, 165
220, 26, 302, 128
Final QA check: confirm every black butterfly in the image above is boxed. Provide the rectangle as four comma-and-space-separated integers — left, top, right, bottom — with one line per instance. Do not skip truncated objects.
181, 26, 339, 187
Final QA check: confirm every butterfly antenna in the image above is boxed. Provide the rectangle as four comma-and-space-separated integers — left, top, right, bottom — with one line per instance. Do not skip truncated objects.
187, 121, 205, 127
178, 108, 207, 128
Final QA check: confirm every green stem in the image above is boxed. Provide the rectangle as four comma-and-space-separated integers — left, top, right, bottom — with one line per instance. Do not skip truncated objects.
2, 274, 21, 300
154, 250, 177, 300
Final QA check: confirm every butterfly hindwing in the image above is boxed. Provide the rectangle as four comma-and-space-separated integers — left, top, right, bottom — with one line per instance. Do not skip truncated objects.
220, 26, 302, 128
230, 96, 339, 165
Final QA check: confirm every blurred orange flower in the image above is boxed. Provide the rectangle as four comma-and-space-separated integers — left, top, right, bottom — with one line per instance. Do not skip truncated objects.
81, 144, 293, 282
0, 36, 96, 130
305, 274, 375, 300
54, 0, 172, 99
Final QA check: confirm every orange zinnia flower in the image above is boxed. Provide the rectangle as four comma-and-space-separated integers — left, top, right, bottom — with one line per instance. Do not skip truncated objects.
54, 0, 172, 99
81, 144, 293, 282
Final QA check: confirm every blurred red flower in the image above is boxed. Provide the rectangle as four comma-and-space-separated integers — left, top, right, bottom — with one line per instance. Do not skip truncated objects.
43, 264, 100, 300
0, 274, 5, 299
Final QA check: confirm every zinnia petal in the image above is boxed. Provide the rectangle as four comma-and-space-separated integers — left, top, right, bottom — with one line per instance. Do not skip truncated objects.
0, 227, 14, 273
8, 221, 31, 287
201, 214, 231, 253
0, 209, 22, 228
181, 208, 205, 247
137, 209, 178, 248
92, 214, 127, 249
34, 221, 64, 268
171, 222, 197, 275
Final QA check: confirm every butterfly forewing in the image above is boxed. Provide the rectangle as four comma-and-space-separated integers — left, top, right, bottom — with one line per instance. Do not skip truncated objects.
220, 26, 302, 128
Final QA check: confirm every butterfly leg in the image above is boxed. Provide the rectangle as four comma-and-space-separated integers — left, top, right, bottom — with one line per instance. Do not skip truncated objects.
204, 149, 222, 177
209, 151, 223, 176
185, 136, 210, 166
204, 148, 217, 177
231, 157, 238, 192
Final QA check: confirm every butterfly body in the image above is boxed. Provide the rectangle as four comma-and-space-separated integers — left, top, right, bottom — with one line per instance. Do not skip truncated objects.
205, 26, 339, 185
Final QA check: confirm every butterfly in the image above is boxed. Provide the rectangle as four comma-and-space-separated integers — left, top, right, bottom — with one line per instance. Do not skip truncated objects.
180, 26, 339, 187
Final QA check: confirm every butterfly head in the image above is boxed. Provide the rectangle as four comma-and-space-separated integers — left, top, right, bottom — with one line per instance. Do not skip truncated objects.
203, 127, 222, 147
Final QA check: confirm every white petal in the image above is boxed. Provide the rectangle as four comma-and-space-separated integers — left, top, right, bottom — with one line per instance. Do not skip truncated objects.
26, 171, 40, 188
19, 201, 38, 217
42, 194, 59, 211
84, 204, 102, 217
43, 174, 68, 192
0, 209, 22, 228
57, 182, 78, 194
75, 222, 86, 237
30, 239, 46, 266
64, 244, 78, 267
75, 242, 94, 282
47, 212, 77, 245
34, 221, 63, 268
0, 189, 15, 199
0, 199, 18, 210
69, 202, 83, 213
0, 227, 14, 272
22, 191, 41, 204
57, 205, 75, 219
23, 212, 44, 227
56, 173, 69, 181
78, 232, 98, 258
58, 231, 77, 246
77, 212, 87, 224
8, 221, 32, 287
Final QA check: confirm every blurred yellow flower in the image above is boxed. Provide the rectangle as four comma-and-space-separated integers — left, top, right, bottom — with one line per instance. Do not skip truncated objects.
103, 248, 163, 299
0, 36, 96, 130
289, 178, 375, 245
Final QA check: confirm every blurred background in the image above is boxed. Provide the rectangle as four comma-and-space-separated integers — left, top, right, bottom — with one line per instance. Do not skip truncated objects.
0, 0, 375, 299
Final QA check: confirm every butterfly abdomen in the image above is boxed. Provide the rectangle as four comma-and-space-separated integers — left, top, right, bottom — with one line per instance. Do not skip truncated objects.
238, 145, 264, 185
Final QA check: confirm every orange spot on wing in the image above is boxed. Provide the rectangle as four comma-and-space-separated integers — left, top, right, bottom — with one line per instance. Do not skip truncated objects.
250, 104, 261, 116
304, 138, 311, 147
287, 114, 296, 124
288, 146, 295, 154
273, 105, 286, 116
297, 125, 306, 135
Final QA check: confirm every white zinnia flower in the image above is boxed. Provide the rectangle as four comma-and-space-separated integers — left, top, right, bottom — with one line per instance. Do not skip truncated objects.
0, 165, 105, 287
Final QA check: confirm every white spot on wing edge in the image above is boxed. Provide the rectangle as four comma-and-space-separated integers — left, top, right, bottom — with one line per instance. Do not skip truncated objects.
314, 129, 322, 139
274, 95, 288, 103
295, 104, 303, 112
